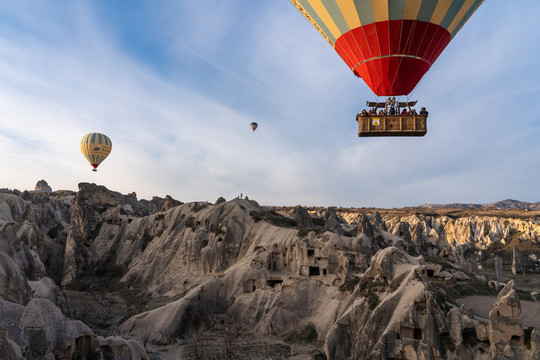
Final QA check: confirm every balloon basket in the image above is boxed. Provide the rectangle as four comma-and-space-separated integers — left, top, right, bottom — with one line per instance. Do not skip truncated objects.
357, 114, 427, 137
92, 169, 97, 172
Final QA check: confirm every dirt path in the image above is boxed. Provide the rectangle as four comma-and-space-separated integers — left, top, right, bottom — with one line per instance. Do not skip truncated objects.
457, 295, 540, 328
145, 335, 321, 360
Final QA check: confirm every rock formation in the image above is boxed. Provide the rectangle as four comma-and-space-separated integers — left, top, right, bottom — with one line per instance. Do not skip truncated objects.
291, 205, 314, 229
489, 281, 524, 358
324, 208, 343, 234
513, 245, 523, 275
0, 183, 538, 359
215, 196, 226, 205
0, 328, 19, 360
98, 336, 149, 360
0, 298, 101, 359
34, 180, 52, 193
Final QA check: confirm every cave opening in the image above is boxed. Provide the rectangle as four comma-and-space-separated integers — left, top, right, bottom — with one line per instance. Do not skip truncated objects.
267, 279, 283, 288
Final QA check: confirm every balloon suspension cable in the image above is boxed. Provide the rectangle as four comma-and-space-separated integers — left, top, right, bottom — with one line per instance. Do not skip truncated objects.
389, 18, 417, 99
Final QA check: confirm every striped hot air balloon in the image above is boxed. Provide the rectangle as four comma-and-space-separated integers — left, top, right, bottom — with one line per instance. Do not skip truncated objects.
289, 0, 484, 96
80, 133, 112, 172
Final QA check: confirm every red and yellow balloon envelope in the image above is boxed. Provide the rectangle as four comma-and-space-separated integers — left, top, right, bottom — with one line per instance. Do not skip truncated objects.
289, 0, 484, 96
80, 133, 112, 172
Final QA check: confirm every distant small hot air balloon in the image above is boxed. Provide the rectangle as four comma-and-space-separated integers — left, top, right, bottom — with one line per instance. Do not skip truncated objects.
80, 133, 112, 172
250, 122, 258, 132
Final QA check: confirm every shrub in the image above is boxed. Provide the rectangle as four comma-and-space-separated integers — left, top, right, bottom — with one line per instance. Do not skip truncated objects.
339, 277, 360, 293
283, 324, 318, 344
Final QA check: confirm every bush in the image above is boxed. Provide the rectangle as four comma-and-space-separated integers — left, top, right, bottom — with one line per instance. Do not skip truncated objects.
311, 351, 327, 360
389, 273, 407, 292
283, 324, 318, 344
367, 292, 379, 310
339, 277, 360, 292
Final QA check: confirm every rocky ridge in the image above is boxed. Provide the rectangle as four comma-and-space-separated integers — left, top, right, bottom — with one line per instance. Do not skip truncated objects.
0, 183, 538, 359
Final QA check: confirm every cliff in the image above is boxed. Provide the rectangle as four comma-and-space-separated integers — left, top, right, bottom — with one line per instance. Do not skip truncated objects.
0, 184, 538, 359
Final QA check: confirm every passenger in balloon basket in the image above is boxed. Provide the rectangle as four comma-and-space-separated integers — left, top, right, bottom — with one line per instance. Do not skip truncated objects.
369, 108, 376, 116
419, 107, 428, 116
401, 108, 408, 115
359, 109, 368, 117
378, 109, 385, 116
389, 105, 396, 115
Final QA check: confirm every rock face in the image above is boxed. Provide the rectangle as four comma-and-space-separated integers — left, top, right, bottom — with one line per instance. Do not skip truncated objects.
291, 205, 314, 228
324, 208, 343, 234
0, 328, 19, 360
61, 182, 181, 285
0, 185, 169, 359
98, 336, 149, 360
162, 195, 182, 211
489, 281, 524, 357
0, 298, 101, 359
1, 184, 539, 359
512, 245, 523, 275
34, 180, 52, 193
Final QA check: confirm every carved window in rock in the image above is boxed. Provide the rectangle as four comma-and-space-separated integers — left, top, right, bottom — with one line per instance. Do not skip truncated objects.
267, 279, 283, 288
244, 280, 256, 293
400, 326, 423, 340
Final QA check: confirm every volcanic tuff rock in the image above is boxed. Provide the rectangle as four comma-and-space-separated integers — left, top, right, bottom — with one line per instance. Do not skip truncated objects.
489, 281, 524, 357
0, 183, 539, 359
324, 208, 344, 234
34, 180, 52, 193
215, 196, 226, 205
416, 199, 540, 211
98, 336, 150, 360
0, 298, 100, 359
291, 205, 314, 228
0, 184, 184, 359
513, 245, 523, 275
0, 328, 19, 360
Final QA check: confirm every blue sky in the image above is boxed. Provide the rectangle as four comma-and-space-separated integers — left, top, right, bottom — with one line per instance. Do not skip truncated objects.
0, 1, 539, 208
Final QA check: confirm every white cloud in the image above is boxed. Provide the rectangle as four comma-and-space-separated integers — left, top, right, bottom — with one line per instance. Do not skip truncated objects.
0, 1, 539, 207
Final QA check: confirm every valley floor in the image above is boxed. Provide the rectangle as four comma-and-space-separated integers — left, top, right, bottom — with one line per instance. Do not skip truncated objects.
144, 334, 321, 360
457, 296, 540, 328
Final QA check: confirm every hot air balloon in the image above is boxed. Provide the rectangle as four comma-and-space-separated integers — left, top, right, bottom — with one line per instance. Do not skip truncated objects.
289, 0, 483, 136
250, 122, 258, 132
80, 133, 112, 171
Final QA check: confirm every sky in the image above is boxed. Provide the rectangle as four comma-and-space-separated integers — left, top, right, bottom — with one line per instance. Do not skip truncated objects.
0, 1, 539, 208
